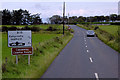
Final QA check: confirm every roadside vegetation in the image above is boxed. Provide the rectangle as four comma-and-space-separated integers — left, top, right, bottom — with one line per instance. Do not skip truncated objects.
0, 32, 2, 80
1, 24, 73, 78
77, 24, 120, 53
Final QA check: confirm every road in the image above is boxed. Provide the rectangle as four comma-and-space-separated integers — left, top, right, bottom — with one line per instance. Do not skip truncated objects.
41, 25, 119, 79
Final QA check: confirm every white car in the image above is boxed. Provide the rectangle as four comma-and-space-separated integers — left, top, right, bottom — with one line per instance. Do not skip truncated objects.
87, 30, 95, 37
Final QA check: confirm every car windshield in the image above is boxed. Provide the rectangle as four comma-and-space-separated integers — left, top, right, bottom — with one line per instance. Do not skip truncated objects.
87, 30, 94, 34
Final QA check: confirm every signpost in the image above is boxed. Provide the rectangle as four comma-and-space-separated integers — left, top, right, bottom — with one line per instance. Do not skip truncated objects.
8, 30, 32, 65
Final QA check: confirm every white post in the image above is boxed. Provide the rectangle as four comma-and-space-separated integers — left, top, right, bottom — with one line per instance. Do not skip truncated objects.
16, 55, 18, 64
28, 55, 30, 65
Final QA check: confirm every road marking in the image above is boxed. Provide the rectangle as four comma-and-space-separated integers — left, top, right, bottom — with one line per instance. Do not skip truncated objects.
86, 46, 87, 47
85, 42, 87, 44
89, 57, 93, 63
87, 50, 89, 52
95, 73, 99, 80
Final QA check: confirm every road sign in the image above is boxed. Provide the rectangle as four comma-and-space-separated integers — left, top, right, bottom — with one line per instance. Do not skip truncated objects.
8, 31, 32, 47
12, 47, 33, 55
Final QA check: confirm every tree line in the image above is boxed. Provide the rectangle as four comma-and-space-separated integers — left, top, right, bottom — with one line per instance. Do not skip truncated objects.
49, 14, 120, 24
1, 9, 120, 25
1, 9, 42, 25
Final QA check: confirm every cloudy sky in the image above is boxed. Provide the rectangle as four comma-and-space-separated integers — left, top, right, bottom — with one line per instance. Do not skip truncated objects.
0, 0, 119, 22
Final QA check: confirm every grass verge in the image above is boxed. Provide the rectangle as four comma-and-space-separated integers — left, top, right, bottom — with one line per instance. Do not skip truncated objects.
2, 31, 73, 78
0, 32, 2, 80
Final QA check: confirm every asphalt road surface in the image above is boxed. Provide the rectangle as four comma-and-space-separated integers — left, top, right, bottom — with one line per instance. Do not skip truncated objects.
42, 25, 119, 80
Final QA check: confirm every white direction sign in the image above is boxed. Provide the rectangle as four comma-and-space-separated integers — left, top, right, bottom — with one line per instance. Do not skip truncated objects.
8, 30, 32, 47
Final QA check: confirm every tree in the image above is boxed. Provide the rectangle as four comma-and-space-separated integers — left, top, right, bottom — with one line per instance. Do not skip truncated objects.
12, 9, 23, 25
2, 9, 12, 25
105, 16, 110, 22
21, 10, 30, 25
30, 13, 42, 25
117, 15, 120, 21
49, 15, 62, 24
110, 14, 117, 22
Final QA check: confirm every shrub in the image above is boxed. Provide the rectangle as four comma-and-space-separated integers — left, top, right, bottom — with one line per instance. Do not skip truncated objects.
31, 26, 40, 32
110, 22, 120, 25
46, 26, 53, 31
8, 26, 17, 31
108, 34, 114, 41
2, 63, 6, 73
46, 26, 57, 31
94, 26, 99, 30
2, 26, 8, 32
54, 37, 60, 42
21, 26, 31, 30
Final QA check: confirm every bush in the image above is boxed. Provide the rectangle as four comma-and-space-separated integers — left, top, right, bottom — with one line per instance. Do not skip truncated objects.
110, 22, 120, 25
46, 26, 57, 31
46, 26, 53, 31
2, 63, 6, 73
108, 34, 114, 41
21, 26, 31, 30
8, 26, 17, 31
31, 26, 40, 32
94, 26, 99, 30
2, 26, 8, 32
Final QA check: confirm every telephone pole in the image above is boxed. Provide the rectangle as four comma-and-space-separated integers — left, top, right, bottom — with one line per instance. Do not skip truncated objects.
68, 13, 69, 27
63, 2, 65, 35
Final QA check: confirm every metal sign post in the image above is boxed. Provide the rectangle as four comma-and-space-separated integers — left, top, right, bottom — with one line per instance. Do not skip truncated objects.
28, 55, 30, 65
16, 55, 18, 64
8, 30, 33, 65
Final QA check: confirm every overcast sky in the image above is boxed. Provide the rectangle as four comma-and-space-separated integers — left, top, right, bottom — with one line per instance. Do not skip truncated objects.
0, 0, 119, 2
0, 0, 119, 22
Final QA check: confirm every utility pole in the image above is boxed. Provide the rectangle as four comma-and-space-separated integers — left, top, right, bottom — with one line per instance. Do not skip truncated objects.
68, 13, 69, 27
63, 2, 65, 35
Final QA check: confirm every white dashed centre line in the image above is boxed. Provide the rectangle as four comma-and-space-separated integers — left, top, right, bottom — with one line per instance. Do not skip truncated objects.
89, 57, 93, 63
86, 46, 87, 47
95, 73, 99, 80
87, 50, 89, 52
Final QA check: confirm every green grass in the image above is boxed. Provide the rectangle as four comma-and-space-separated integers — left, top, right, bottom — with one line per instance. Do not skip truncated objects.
98, 25, 119, 36
0, 32, 2, 80
1, 25, 73, 78
2, 33, 61, 61
1, 24, 64, 29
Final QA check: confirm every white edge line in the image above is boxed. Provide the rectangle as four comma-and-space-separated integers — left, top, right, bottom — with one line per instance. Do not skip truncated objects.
95, 73, 99, 80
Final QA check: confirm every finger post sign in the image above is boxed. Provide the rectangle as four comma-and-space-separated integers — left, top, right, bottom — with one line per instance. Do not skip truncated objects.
8, 31, 32, 47
8, 30, 33, 65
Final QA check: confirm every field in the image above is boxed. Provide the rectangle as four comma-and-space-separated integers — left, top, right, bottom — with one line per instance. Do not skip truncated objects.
0, 32, 2, 80
1, 24, 63, 29
98, 25, 119, 36
1, 25, 73, 78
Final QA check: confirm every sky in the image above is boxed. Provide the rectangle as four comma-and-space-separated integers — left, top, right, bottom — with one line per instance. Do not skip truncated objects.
0, 0, 119, 23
